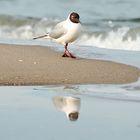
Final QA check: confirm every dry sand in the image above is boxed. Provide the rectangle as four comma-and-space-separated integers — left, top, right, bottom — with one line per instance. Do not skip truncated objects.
0, 44, 140, 85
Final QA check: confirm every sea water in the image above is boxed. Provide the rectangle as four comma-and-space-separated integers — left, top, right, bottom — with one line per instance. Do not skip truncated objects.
0, 85, 140, 140
0, 0, 140, 51
0, 0, 140, 139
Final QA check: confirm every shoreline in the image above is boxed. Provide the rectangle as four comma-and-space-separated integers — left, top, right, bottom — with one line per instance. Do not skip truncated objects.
0, 44, 140, 85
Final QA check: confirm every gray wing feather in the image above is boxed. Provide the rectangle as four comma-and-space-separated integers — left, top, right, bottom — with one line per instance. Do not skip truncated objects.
49, 21, 67, 39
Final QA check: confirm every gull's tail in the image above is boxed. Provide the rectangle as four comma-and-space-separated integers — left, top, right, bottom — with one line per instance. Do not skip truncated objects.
33, 33, 50, 40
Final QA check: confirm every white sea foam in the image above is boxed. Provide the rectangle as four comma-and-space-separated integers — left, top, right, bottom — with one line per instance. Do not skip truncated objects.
77, 27, 140, 51
0, 19, 140, 51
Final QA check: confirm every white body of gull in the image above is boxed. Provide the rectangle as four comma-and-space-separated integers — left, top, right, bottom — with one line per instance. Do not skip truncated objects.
33, 12, 81, 58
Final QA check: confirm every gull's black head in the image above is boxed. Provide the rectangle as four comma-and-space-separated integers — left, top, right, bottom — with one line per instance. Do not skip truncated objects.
69, 12, 80, 23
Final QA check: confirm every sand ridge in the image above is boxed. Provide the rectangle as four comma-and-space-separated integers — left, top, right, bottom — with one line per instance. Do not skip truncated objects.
0, 44, 140, 85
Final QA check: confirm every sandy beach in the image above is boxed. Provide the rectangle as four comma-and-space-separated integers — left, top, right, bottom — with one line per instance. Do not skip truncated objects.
0, 44, 140, 85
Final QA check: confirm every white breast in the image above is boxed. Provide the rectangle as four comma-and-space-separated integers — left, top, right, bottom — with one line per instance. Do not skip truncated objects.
55, 20, 81, 45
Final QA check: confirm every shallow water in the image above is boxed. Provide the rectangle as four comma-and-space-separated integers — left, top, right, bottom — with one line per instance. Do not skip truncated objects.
0, 85, 140, 140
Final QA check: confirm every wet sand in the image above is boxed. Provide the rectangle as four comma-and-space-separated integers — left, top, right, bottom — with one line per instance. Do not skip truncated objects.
0, 44, 140, 85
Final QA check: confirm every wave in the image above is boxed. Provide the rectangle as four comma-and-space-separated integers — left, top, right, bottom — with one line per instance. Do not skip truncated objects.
0, 15, 140, 51
103, 17, 140, 23
77, 27, 140, 51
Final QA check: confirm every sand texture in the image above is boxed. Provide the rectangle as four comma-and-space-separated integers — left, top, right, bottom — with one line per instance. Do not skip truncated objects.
0, 44, 140, 85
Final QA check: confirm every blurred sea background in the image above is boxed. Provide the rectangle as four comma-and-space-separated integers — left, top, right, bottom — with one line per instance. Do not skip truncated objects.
0, 0, 140, 51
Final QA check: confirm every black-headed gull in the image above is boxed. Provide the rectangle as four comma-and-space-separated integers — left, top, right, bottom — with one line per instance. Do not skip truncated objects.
33, 12, 81, 58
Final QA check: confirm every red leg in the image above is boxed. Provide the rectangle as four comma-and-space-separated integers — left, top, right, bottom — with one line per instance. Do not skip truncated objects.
62, 43, 76, 58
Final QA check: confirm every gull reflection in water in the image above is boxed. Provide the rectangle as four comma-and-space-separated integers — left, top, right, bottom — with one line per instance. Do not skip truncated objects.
53, 96, 81, 121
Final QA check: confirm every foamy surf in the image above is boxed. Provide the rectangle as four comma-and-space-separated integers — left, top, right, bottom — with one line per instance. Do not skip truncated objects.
1, 15, 140, 51
78, 27, 140, 51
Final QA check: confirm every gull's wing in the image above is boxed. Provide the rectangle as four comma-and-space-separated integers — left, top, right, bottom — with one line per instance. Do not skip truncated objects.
49, 20, 68, 39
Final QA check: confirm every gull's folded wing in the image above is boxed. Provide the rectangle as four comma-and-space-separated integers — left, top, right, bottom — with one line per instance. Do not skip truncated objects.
49, 21, 68, 39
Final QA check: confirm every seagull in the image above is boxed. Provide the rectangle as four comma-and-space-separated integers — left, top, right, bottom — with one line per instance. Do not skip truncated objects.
33, 12, 81, 58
